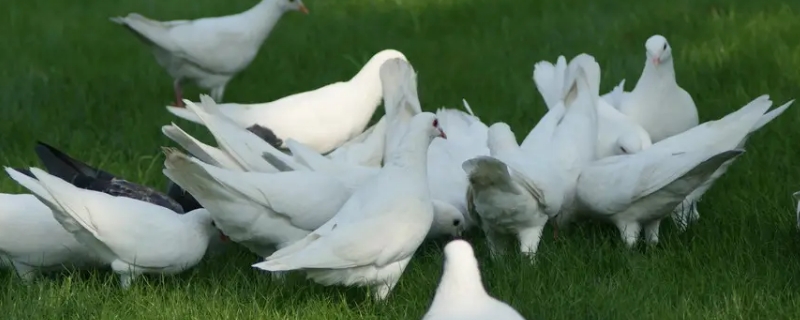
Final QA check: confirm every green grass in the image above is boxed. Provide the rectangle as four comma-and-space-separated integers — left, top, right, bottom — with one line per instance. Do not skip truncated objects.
3, 0, 800, 318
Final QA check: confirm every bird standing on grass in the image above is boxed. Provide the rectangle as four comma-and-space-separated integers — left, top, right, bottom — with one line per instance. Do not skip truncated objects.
603, 35, 708, 231
575, 96, 785, 247
110, 0, 309, 107
613, 34, 699, 143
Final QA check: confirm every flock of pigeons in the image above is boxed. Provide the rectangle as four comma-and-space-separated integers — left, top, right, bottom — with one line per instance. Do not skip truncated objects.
1, 1, 796, 319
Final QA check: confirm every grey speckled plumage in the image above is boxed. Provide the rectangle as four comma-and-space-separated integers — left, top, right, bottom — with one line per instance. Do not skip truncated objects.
166, 180, 202, 211
14, 141, 187, 214
246, 124, 284, 149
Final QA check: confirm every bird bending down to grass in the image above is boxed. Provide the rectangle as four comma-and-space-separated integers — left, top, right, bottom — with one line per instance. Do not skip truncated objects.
6, 167, 222, 289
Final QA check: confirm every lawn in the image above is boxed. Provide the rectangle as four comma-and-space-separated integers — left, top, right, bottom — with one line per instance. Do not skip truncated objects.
2, 0, 800, 318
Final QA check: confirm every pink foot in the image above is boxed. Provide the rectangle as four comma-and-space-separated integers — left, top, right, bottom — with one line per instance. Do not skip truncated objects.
172, 79, 184, 108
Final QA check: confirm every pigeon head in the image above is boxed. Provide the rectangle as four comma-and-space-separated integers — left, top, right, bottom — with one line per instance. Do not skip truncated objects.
486, 122, 517, 154
645, 35, 672, 67
462, 156, 509, 191
410, 112, 447, 140
280, 0, 309, 14
429, 200, 466, 238
615, 130, 651, 156
374, 50, 409, 67
188, 209, 227, 243
444, 239, 475, 262
439, 239, 484, 294
374, 51, 412, 90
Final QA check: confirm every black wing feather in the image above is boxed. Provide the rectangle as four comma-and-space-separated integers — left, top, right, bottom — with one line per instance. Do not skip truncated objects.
29, 141, 187, 213
34, 141, 116, 181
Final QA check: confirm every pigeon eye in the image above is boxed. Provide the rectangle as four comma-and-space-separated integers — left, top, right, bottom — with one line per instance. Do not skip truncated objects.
432, 119, 439, 128
453, 220, 461, 226
620, 146, 628, 154
663, 43, 668, 50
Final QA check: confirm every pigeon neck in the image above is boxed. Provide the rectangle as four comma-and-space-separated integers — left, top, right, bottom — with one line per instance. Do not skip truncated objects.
487, 132, 518, 155
349, 59, 388, 112
241, 0, 288, 42
434, 258, 487, 302
384, 129, 431, 172
633, 58, 676, 91
184, 209, 216, 236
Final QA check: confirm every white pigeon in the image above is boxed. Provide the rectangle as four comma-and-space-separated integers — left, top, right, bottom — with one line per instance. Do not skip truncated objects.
463, 127, 562, 258
110, 0, 308, 106
422, 240, 526, 320
614, 34, 699, 143
166, 49, 409, 154
252, 112, 447, 300
671, 99, 794, 230
6, 167, 220, 288
575, 95, 774, 247
531, 55, 652, 158
464, 55, 600, 257
0, 189, 102, 281
430, 200, 470, 239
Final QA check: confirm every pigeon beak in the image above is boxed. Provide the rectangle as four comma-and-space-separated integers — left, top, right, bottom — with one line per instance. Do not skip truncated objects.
299, 4, 310, 14
219, 231, 229, 242
652, 56, 660, 66
439, 129, 447, 139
